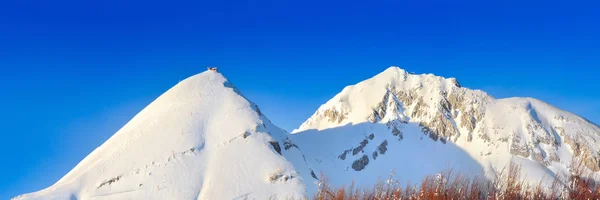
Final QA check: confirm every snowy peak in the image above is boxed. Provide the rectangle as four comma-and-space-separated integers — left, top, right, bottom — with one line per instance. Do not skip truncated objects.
295, 66, 469, 133
13, 66, 600, 200
373, 66, 462, 90
293, 66, 600, 186
14, 70, 314, 200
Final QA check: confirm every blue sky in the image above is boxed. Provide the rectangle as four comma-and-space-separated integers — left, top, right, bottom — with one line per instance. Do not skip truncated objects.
1, 0, 599, 198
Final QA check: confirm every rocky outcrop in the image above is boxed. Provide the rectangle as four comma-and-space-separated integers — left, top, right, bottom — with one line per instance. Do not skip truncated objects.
323, 109, 347, 124
368, 90, 404, 123
338, 137, 370, 160
338, 149, 351, 160
97, 175, 122, 189
372, 92, 390, 121
388, 85, 489, 145
531, 148, 549, 166
387, 75, 600, 173
386, 120, 405, 140
510, 135, 530, 158
301, 67, 600, 174
269, 141, 282, 155
449, 77, 461, 88
283, 138, 299, 150
268, 170, 296, 183
377, 140, 388, 155
352, 155, 369, 171
352, 139, 369, 155
556, 126, 600, 171
419, 114, 458, 144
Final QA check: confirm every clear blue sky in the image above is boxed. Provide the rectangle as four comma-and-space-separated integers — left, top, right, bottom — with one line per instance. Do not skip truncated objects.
1, 0, 599, 198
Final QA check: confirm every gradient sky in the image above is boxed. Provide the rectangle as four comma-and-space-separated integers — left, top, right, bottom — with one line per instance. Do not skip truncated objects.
1, 0, 599, 198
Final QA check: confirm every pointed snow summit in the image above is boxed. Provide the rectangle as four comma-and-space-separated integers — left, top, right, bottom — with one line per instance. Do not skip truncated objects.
291, 66, 600, 188
14, 70, 313, 200
15, 66, 600, 199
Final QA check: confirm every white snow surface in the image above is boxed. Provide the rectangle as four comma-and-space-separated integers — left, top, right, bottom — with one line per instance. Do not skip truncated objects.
14, 71, 314, 200
15, 66, 600, 199
292, 66, 600, 189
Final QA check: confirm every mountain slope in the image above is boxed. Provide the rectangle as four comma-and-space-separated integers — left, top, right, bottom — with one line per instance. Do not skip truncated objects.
14, 70, 315, 200
14, 66, 600, 199
292, 66, 600, 188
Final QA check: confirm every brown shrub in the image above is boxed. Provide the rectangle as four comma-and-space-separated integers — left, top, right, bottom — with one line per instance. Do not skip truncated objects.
313, 160, 600, 200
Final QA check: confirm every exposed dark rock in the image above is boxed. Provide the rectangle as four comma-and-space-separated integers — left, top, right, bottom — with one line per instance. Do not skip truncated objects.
394, 88, 420, 107
283, 139, 298, 150
338, 149, 351, 160
242, 131, 251, 138
410, 98, 428, 119
367, 113, 377, 123
386, 120, 404, 140
181, 147, 196, 155
378, 140, 388, 155
419, 114, 458, 144
352, 139, 369, 155
311, 170, 318, 180
392, 126, 403, 140
368, 133, 375, 140
254, 104, 262, 116
352, 155, 369, 171
371, 91, 392, 122
449, 77, 461, 88
440, 137, 447, 144
269, 141, 282, 155
97, 175, 122, 189
420, 124, 439, 142
372, 151, 378, 160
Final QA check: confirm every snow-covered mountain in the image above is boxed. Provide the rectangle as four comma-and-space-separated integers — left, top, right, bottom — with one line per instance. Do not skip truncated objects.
14, 70, 316, 200
14, 66, 600, 199
291, 66, 600, 189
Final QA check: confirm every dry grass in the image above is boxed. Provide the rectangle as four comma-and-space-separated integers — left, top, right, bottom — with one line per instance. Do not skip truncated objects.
313, 160, 600, 200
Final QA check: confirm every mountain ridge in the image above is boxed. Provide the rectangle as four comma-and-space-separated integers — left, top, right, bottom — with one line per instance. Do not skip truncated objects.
14, 70, 315, 200
14, 66, 600, 199
292, 66, 600, 189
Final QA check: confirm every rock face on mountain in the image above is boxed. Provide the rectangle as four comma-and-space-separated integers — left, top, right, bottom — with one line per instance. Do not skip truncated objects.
14, 66, 600, 199
13, 70, 315, 200
292, 66, 600, 188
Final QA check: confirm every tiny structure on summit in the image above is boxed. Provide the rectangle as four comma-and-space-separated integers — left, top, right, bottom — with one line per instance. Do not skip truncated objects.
207, 66, 218, 72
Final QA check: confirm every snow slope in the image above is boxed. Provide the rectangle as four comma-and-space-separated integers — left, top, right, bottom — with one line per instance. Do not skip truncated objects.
14, 70, 315, 200
14, 66, 600, 199
292, 66, 600, 189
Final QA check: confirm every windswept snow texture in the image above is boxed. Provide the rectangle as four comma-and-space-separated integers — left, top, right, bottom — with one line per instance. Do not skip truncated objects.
14, 71, 313, 200
292, 66, 600, 189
